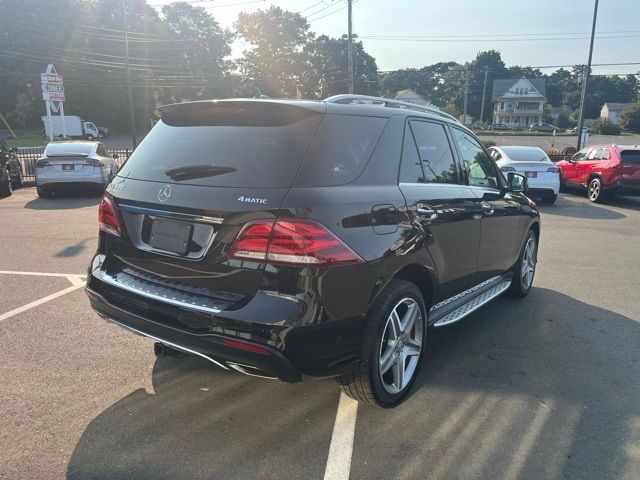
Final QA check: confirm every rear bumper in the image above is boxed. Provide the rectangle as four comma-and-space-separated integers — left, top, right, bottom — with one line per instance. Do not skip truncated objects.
610, 180, 640, 196
36, 174, 105, 187
86, 287, 303, 382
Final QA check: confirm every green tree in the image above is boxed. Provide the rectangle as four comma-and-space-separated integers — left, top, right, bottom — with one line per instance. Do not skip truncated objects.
161, 2, 233, 100
306, 35, 378, 98
556, 110, 570, 129
236, 6, 312, 97
619, 103, 640, 132
591, 117, 621, 135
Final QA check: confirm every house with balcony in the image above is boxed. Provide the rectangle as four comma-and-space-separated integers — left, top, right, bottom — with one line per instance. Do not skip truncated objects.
492, 78, 546, 129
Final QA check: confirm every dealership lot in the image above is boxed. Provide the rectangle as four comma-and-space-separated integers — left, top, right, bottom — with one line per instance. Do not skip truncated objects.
1, 187, 639, 480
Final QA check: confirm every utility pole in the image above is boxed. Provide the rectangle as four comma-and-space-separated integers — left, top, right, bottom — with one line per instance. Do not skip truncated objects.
122, 0, 137, 148
479, 66, 489, 124
576, 0, 599, 151
463, 70, 469, 125
347, 0, 354, 94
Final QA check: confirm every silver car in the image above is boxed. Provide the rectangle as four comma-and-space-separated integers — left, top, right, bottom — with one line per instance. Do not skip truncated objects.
35, 141, 118, 198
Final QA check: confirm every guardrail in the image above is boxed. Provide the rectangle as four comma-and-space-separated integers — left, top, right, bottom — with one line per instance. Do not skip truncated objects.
16, 147, 132, 181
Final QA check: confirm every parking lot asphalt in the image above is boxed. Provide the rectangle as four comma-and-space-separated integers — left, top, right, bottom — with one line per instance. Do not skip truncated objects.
1, 187, 639, 480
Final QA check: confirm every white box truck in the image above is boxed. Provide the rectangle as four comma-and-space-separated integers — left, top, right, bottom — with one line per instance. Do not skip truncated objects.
42, 116, 101, 140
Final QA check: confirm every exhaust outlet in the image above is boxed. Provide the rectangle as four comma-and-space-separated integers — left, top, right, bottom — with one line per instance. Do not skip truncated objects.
154, 342, 187, 359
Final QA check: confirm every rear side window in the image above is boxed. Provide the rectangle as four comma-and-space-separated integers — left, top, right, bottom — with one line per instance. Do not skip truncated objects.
118, 106, 322, 188
294, 114, 387, 187
620, 150, 640, 163
409, 121, 458, 184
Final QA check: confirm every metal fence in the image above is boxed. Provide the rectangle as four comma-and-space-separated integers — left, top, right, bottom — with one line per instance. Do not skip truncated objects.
16, 147, 133, 181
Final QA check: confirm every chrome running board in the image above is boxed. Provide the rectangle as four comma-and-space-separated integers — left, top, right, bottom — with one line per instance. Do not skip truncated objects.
430, 276, 512, 327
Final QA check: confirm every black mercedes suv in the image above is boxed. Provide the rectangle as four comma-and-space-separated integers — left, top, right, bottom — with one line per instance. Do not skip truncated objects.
86, 95, 540, 407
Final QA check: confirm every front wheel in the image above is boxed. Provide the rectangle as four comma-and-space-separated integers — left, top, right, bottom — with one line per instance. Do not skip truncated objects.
337, 279, 426, 408
507, 229, 537, 298
86, 134, 94, 141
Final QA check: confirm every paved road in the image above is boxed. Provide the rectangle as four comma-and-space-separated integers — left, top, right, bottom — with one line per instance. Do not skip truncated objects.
1, 187, 639, 479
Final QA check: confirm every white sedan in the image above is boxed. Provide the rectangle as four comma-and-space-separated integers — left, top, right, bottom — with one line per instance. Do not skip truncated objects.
488, 146, 560, 204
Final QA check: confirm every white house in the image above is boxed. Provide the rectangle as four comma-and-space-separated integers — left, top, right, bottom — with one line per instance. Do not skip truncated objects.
393, 89, 439, 110
600, 103, 634, 125
492, 78, 546, 129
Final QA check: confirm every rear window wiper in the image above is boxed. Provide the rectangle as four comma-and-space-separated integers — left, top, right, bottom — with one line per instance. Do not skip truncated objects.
164, 164, 237, 181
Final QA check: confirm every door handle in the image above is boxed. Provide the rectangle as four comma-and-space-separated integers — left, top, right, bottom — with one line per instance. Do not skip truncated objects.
417, 204, 438, 221
481, 202, 494, 215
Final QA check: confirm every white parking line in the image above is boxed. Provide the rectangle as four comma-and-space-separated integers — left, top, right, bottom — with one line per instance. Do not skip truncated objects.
0, 284, 84, 322
323, 393, 359, 480
0, 270, 87, 322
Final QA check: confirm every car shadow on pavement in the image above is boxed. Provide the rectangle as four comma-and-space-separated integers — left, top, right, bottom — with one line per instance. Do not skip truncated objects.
25, 191, 100, 210
66, 355, 340, 480
55, 237, 94, 258
537, 195, 626, 220
351, 288, 640, 480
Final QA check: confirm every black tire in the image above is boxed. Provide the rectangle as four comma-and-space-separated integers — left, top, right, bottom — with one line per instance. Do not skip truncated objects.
0, 177, 12, 197
336, 279, 427, 408
86, 134, 94, 141
546, 193, 558, 204
36, 185, 48, 198
587, 177, 605, 203
507, 229, 537, 298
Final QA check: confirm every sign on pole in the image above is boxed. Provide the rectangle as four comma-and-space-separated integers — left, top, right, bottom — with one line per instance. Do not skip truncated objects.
41, 64, 65, 140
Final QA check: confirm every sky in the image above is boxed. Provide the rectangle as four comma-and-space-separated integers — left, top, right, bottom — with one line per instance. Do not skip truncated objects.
149, 0, 640, 76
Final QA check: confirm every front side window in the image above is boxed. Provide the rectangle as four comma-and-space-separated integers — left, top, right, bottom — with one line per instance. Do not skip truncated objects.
96, 144, 109, 157
573, 148, 590, 161
451, 128, 499, 189
409, 121, 458, 184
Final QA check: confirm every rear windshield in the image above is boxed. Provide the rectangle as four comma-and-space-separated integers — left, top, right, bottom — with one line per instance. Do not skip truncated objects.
620, 150, 640, 163
500, 147, 548, 162
118, 107, 322, 188
118, 107, 387, 188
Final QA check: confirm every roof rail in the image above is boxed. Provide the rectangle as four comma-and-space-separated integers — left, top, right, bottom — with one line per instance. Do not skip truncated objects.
324, 94, 460, 124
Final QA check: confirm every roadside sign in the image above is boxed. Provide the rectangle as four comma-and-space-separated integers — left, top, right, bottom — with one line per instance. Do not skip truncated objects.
42, 91, 65, 102
40, 73, 63, 85
41, 84, 64, 93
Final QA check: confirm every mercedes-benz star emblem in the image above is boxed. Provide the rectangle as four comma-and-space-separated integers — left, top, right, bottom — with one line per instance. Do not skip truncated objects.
158, 185, 172, 202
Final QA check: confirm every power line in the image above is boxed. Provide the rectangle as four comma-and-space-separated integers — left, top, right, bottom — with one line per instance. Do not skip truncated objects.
358, 34, 640, 43
308, 0, 359, 23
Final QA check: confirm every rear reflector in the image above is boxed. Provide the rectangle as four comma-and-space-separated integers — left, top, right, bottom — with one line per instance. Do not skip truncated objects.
222, 338, 272, 355
86, 159, 104, 167
35, 159, 50, 168
98, 195, 122, 237
228, 219, 362, 267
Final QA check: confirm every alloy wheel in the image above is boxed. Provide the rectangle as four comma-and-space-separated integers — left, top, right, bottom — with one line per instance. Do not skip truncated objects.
378, 298, 423, 394
521, 236, 536, 290
588, 179, 600, 202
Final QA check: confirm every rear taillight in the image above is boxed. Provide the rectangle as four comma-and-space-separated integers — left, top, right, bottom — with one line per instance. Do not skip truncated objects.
546, 166, 560, 173
35, 159, 50, 168
98, 195, 121, 237
228, 219, 362, 266
86, 159, 104, 167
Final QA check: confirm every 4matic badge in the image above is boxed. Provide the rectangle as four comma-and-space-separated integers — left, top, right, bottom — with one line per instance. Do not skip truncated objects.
237, 196, 267, 205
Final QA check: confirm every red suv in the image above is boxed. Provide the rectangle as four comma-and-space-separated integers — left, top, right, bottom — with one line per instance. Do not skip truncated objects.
556, 145, 640, 202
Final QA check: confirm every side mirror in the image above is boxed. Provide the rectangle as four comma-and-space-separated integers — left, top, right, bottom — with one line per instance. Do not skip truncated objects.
112, 153, 119, 160
508, 172, 527, 192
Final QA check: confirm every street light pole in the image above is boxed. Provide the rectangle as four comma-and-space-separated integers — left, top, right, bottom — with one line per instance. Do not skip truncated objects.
347, 0, 354, 94
463, 70, 469, 125
121, 0, 137, 148
479, 66, 489, 124
576, 0, 599, 151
